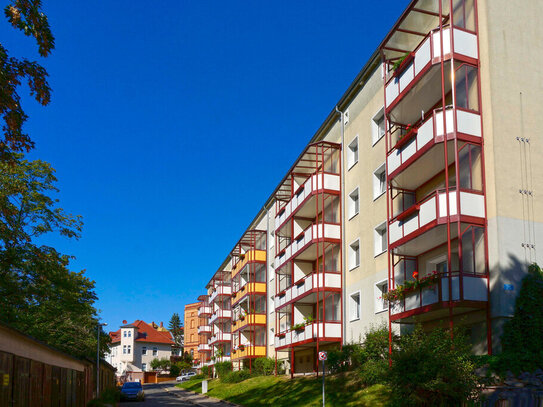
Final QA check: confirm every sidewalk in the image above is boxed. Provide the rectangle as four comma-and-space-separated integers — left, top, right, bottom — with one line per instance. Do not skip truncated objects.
163, 384, 239, 407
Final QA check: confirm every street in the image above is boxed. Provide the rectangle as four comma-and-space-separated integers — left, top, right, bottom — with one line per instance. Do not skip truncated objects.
120, 382, 234, 407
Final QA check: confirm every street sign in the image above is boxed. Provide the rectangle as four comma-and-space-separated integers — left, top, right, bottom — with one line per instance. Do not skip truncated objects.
318, 351, 327, 361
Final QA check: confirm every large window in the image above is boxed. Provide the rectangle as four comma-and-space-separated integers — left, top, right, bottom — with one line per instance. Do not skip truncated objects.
455, 64, 479, 112
373, 163, 386, 199
347, 136, 359, 169
452, 0, 476, 32
374, 222, 387, 256
348, 187, 360, 219
461, 226, 485, 274
374, 280, 388, 313
152, 347, 158, 356
318, 293, 341, 321
458, 143, 482, 191
372, 107, 386, 145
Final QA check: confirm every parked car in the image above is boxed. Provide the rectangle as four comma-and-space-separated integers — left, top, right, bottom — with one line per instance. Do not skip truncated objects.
176, 371, 197, 382
120, 381, 145, 401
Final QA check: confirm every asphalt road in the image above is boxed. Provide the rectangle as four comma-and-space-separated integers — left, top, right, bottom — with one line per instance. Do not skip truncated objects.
120, 383, 193, 406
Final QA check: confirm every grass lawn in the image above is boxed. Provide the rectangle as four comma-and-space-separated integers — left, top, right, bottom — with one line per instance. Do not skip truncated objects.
176, 372, 390, 406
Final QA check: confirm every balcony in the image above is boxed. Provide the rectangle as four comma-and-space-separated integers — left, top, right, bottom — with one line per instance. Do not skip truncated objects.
209, 285, 232, 304
231, 345, 266, 360
209, 332, 232, 345
232, 282, 266, 305
198, 325, 212, 335
389, 272, 488, 322
275, 173, 340, 230
275, 272, 341, 310
387, 107, 482, 184
198, 343, 211, 353
232, 250, 266, 278
389, 189, 484, 255
232, 313, 266, 332
198, 306, 212, 317
275, 223, 341, 270
385, 26, 478, 113
209, 309, 232, 325
275, 322, 341, 350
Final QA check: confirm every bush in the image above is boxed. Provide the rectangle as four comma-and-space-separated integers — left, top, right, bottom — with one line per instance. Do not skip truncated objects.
202, 365, 210, 377
386, 326, 480, 406
359, 359, 388, 386
214, 361, 233, 378
327, 344, 360, 373
189, 374, 205, 380
361, 325, 392, 362
99, 387, 120, 403
221, 369, 252, 383
253, 357, 275, 376
497, 263, 543, 374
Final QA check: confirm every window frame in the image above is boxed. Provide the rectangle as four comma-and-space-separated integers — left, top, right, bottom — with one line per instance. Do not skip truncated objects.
372, 107, 386, 146
349, 290, 361, 321
142, 346, 147, 355
374, 279, 389, 314
374, 221, 387, 257
349, 239, 360, 271
152, 346, 158, 356
348, 187, 360, 220
373, 163, 386, 200
347, 136, 359, 170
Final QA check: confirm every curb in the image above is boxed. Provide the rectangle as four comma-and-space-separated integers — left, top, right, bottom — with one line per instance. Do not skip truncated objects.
164, 385, 240, 407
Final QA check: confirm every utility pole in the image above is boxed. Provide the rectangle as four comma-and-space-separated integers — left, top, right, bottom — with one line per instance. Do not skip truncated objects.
96, 322, 108, 398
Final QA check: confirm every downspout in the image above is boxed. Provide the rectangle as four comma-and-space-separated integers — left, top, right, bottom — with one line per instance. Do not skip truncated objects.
335, 106, 346, 346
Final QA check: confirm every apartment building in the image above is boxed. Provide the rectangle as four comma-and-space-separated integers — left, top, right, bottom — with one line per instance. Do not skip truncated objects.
183, 302, 200, 364
107, 320, 174, 376
187, 0, 542, 375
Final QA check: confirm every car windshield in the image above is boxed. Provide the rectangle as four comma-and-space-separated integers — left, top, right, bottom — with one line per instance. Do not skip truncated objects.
123, 382, 141, 389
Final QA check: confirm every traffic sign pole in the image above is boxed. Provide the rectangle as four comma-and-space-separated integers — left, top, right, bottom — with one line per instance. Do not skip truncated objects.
318, 351, 327, 407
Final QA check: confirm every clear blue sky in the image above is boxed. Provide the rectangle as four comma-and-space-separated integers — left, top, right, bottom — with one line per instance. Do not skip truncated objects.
2, 0, 410, 329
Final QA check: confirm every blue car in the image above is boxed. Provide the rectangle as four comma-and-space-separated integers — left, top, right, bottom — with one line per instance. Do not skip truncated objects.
120, 381, 145, 401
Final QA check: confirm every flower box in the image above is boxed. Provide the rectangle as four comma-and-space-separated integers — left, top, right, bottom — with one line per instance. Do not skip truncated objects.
294, 277, 305, 287
396, 204, 420, 222
394, 126, 418, 150
392, 52, 415, 78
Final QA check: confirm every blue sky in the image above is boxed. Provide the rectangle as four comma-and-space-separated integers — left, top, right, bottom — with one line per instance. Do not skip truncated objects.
2, 0, 410, 329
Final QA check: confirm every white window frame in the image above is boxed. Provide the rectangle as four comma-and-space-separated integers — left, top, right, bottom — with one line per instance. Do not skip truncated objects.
348, 187, 360, 220
127, 345, 131, 354
123, 331, 127, 338
372, 107, 386, 145
123, 345, 127, 354
373, 163, 386, 200
349, 290, 361, 321
349, 239, 360, 270
142, 363, 147, 371
374, 221, 387, 257
347, 136, 359, 169
142, 346, 147, 355
374, 279, 389, 313
127, 330, 131, 337
152, 346, 158, 356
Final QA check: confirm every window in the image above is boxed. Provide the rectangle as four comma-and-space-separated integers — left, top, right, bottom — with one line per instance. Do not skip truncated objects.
190, 349, 194, 357
372, 107, 385, 145
127, 345, 131, 354
374, 280, 388, 313
191, 320, 195, 328
123, 345, 127, 354
142, 346, 147, 355
152, 347, 158, 356
347, 136, 359, 169
317, 293, 341, 321
349, 240, 360, 270
373, 163, 386, 199
123, 331, 127, 338
374, 222, 387, 256
142, 363, 147, 371
127, 330, 131, 338
349, 291, 361, 321
348, 187, 359, 219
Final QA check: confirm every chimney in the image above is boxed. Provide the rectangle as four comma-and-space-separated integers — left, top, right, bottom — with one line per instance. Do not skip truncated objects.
160, 322, 163, 328
122, 320, 127, 324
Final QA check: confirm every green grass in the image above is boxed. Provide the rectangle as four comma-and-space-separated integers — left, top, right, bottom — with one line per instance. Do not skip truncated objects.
176, 372, 390, 407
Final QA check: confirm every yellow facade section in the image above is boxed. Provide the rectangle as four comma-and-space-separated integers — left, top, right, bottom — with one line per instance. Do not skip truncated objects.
232, 313, 266, 331
232, 345, 266, 360
231, 250, 266, 278
231, 282, 266, 304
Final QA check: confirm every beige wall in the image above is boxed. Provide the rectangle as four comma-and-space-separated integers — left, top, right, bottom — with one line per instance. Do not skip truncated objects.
184, 303, 200, 360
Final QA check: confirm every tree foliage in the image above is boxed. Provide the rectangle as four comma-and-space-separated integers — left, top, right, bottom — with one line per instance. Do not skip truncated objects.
168, 312, 183, 352
498, 263, 543, 373
0, 155, 107, 359
1, 0, 55, 160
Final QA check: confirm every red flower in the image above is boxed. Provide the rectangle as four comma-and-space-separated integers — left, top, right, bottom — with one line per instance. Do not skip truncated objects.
412, 271, 419, 279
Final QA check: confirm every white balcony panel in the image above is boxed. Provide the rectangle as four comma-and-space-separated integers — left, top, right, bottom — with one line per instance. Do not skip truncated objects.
456, 110, 481, 138
274, 272, 341, 309
432, 27, 451, 58
463, 276, 488, 301
198, 344, 211, 352
399, 62, 415, 93
209, 285, 232, 304
275, 174, 340, 228
419, 196, 437, 226
435, 108, 455, 136
198, 325, 212, 334
438, 191, 458, 217
386, 80, 399, 105
210, 333, 231, 344
388, 149, 402, 175
414, 37, 431, 76
441, 276, 461, 301
460, 192, 485, 218
209, 309, 232, 325
274, 322, 341, 348
198, 306, 212, 317
453, 28, 478, 60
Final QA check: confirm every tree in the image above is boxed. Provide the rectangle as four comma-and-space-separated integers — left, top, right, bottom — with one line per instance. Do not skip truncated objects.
150, 358, 171, 374
0, 155, 108, 359
168, 312, 183, 354
1, 0, 55, 161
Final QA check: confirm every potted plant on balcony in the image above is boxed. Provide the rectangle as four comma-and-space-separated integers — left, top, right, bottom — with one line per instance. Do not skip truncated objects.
238, 344, 245, 351
239, 253, 245, 261
392, 52, 414, 78
292, 322, 306, 333
239, 311, 246, 321
303, 315, 314, 326
277, 332, 286, 339
382, 270, 439, 301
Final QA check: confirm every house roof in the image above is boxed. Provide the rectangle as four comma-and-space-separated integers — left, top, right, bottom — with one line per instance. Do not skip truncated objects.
109, 320, 174, 345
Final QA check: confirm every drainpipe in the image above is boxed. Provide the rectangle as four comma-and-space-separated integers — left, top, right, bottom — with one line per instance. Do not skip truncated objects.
335, 106, 346, 346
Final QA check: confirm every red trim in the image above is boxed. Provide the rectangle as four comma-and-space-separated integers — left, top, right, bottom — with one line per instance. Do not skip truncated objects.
394, 127, 418, 150
390, 299, 487, 322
